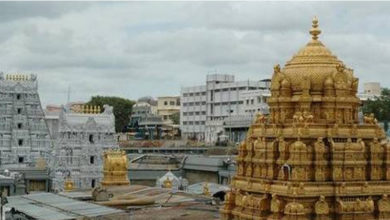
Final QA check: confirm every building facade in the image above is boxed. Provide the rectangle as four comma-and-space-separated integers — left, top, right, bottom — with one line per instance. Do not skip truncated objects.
180, 74, 270, 143
128, 101, 164, 140
0, 73, 51, 166
358, 82, 381, 102
47, 104, 118, 191
157, 96, 180, 125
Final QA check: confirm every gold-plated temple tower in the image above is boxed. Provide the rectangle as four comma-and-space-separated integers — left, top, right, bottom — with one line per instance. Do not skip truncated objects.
221, 17, 390, 220
101, 150, 130, 186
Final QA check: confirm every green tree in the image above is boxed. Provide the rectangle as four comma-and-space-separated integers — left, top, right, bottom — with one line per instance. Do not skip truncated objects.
170, 112, 180, 125
362, 88, 390, 131
86, 96, 135, 132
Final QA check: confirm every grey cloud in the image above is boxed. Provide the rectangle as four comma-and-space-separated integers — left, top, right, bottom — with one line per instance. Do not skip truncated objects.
0, 2, 389, 106
0, 2, 90, 23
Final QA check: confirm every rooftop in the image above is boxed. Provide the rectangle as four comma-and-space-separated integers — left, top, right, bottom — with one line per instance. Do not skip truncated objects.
6, 192, 125, 220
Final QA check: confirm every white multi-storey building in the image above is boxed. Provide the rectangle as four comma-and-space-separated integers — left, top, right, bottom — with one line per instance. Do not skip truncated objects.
0, 73, 51, 166
180, 74, 270, 143
358, 82, 381, 101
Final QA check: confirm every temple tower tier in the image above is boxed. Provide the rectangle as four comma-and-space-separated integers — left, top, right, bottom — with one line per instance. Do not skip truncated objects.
221, 17, 389, 220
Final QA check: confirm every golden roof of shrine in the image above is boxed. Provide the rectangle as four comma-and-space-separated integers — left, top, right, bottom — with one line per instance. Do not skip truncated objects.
282, 17, 350, 93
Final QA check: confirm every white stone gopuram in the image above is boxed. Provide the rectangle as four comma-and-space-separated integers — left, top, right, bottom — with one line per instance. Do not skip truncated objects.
0, 73, 51, 166
49, 104, 118, 191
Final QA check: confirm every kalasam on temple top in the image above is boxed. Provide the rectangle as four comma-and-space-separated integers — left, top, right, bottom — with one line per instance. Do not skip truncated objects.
221, 17, 390, 220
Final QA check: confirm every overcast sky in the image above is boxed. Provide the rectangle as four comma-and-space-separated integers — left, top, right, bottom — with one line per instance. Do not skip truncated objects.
1, 2, 390, 106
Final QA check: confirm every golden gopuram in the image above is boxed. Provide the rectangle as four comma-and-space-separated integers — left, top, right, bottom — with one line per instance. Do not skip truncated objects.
101, 150, 130, 186
221, 17, 390, 220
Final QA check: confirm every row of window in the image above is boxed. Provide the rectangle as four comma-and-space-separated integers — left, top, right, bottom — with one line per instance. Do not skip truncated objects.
182, 101, 207, 107
245, 97, 267, 104
183, 111, 206, 116
212, 87, 259, 92
245, 109, 264, 113
213, 101, 244, 106
183, 92, 207, 97
182, 121, 206, 125
163, 101, 180, 106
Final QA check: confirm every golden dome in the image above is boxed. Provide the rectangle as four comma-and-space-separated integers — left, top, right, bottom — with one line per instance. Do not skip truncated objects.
282, 17, 345, 93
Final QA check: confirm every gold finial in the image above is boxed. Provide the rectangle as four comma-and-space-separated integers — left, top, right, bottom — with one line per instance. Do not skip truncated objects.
310, 16, 321, 40
64, 177, 74, 192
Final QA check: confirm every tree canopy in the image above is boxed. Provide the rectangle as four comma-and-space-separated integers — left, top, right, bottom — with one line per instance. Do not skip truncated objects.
86, 96, 135, 132
362, 88, 390, 131
170, 112, 180, 125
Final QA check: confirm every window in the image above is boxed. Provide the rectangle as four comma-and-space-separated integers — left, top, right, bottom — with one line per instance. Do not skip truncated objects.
251, 99, 254, 104
170, 101, 175, 105
164, 101, 168, 105
18, 157, 24, 163
17, 123, 22, 129
90, 156, 95, 164
17, 108, 22, 114
18, 139, 23, 146
91, 179, 96, 188
89, 134, 94, 144
16, 94, 21, 100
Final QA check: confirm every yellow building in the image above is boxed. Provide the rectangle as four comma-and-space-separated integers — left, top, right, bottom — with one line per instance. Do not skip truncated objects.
157, 96, 180, 125
221, 17, 390, 220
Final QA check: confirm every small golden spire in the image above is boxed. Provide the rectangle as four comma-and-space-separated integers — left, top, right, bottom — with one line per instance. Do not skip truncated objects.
310, 16, 321, 40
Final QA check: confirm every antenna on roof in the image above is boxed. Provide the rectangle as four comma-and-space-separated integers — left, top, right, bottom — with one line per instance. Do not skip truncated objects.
67, 85, 71, 104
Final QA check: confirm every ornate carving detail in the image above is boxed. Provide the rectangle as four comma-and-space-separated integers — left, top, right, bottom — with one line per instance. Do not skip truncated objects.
221, 17, 389, 220
315, 196, 329, 215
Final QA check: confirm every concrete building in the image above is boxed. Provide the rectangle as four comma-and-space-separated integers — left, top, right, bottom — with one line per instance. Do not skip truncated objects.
358, 82, 382, 101
180, 74, 270, 143
128, 100, 164, 140
45, 104, 118, 191
157, 96, 180, 125
0, 73, 51, 166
